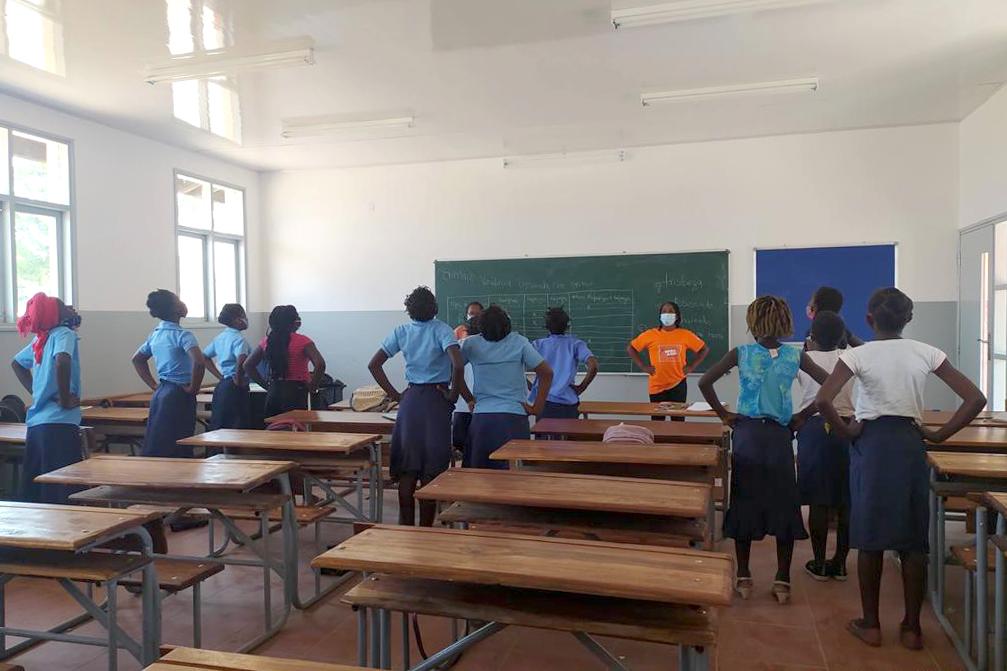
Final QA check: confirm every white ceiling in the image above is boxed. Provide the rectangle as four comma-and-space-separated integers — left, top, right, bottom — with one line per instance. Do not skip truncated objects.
1, 0, 1005, 171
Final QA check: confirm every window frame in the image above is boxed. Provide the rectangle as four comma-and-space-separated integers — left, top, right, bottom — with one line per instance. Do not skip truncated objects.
173, 168, 246, 325
0, 119, 75, 325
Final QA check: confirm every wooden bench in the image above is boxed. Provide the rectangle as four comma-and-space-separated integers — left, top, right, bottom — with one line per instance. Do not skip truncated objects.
147, 646, 369, 670
343, 574, 718, 668
0, 548, 150, 583
121, 559, 224, 649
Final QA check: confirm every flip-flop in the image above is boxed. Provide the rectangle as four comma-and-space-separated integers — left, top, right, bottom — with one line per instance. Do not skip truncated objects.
900, 625, 923, 650
771, 580, 791, 605
847, 619, 882, 647
734, 577, 753, 600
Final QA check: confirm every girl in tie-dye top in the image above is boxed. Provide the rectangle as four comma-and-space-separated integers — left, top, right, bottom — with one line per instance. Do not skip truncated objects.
699, 296, 827, 606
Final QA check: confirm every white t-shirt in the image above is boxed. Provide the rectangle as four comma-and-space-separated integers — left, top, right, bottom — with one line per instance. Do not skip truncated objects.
794, 349, 855, 417
840, 339, 947, 422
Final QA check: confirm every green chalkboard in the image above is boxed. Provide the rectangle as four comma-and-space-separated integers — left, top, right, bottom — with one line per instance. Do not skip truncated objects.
435, 251, 729, 373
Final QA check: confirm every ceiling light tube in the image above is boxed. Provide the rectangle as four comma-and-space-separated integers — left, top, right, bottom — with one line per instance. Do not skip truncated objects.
502, 149, 626, 169
144, 41, 314, 84
612, 0, 830, 28
641, 77, 819, 105
280, 115, 415, 139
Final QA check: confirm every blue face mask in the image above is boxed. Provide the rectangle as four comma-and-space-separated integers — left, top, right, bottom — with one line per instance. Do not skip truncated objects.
660, 313, 678, 327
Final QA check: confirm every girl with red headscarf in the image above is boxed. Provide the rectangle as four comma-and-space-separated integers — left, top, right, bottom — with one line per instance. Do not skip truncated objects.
11, 292, 83, 503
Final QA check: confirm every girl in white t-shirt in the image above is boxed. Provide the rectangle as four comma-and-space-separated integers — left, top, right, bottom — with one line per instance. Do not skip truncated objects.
817, 288, 985, 651
792, 311, 856, 583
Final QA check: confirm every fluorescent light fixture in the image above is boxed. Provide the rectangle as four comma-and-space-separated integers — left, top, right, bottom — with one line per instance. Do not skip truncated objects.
641, 77, 818, 105
144, 39, 314, 84
280, 115, 415, 139
612, 0, 830, 28
502, 149, 626, 169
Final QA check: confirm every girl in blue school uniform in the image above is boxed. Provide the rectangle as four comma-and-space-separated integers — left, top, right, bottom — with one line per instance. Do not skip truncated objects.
792, 310, 855, 582
460, 305, 553, 469
817, 288, 984, 650
132, 289, 206, 458
11, 293, 82, 504
203, 303, 252, 430
368, 286, 463, 526
699, 296, 828, 605
529, 307, 598, 419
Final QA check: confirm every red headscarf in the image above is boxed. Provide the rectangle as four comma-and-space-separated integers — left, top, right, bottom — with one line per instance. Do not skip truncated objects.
17, 292, 61, 364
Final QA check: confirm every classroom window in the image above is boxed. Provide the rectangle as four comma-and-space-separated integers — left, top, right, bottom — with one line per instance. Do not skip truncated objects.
0, 0, 66, 76
175, 171, 244, 322
0, 124, 72, 322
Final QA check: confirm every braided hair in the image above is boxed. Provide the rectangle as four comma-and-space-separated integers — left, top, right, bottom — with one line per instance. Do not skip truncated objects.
266, 305, 300, 380
867, 287, 913, 332
746, 296, 793, 339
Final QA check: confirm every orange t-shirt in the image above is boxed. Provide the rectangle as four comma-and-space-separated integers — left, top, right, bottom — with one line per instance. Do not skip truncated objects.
630, 327, 706, 394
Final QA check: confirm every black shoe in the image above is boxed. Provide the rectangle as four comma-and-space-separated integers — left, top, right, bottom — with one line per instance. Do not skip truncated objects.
805, 559, 829, 582
169, 517, 209, 532
826, 559, 848, 582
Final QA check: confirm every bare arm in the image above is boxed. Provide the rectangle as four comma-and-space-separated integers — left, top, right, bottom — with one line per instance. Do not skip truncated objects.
367, 349, 401, 403
183, 347, 206, 395
204, 358, 223, 381
11, 360, 32, 394
132, 352, 158, 391
698, 348, 739, 425
684, 345, 710, 375
525, 361, 553, 416
234, 353, 248, 386
572, 356, 599, 396
244, 346, 268, 388
799, 352, 829, 385
54, 352, 79, 409
816, 360, 858, 439
446, 345, 463, 404
924, 360, 987, 443
626, 343, 655, 376
305, 343, 326, 393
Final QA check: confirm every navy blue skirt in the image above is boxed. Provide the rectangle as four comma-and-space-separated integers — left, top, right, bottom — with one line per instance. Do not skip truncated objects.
539, 401, 580, 420
143, 381, 197, 458
723, 417, 808, 543
849, 416, 929, 553
797, 415, 851, 507
21, 423, 82, 504
466, 413, 530, 469
389, 384, 454, 481
209, 377, 250, 431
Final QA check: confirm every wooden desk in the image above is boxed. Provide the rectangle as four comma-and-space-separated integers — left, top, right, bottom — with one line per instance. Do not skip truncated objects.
313, 525, 733, 607
531, 418, 727, 445
196, 393, 214, 404
967, 491, 1007, 670
0, 501, 162, 666
82, 406, 150, 424
328, 400, 352, 411
0, 424, 27, 445
929, 426, 1007, 453
179, 429, 384, 521
148, 647, 367, 671
929, 451, 1007, 480
266, 410, 394, 435
923, 410, 1007, 427
578, 401, 721, 419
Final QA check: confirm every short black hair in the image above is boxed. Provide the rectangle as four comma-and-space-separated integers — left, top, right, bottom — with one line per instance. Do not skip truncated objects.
810, 310, 845, 350
404, 286, 438, 322
868, 287, 913, 333
479, 305, 512, 342
217, 303, 246, 328
146, 289, 178, 321
812, 286, 844, 313
545, 307, 570, 335
466, 301, 484, 312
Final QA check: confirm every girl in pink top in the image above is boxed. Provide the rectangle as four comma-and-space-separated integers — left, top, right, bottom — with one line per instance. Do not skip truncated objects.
245, 305, 326, 417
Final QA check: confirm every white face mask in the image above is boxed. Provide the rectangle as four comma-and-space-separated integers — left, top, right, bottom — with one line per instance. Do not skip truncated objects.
660, 313, 678, 327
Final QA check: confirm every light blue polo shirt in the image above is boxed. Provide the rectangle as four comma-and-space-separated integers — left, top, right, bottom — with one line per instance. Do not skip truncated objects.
204, 328, 251, 379
529, 334, 594, 406
14, 326, 82, 427
461, 332, 545, 415
135, 321, 200, 385
381, 319, 458, 385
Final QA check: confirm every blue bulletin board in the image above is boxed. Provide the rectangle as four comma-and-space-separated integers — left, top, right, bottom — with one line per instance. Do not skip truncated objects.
754, 244, 896, 343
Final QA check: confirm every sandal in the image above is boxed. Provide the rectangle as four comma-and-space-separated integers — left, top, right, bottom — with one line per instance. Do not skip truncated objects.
847, 619, 882, 647
805, 559, 829, 582
900, 624, 923, 650
734, 577, 753, 600
771, 580, 791, 605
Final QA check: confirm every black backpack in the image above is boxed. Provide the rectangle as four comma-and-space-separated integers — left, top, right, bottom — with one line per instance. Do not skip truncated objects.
0, 395, 27, 423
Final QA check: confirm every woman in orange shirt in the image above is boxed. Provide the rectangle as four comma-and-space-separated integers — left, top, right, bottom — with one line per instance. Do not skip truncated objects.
627, 301, 709, 421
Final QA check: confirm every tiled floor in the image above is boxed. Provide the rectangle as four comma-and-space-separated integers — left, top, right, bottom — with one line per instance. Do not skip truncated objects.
0, 498, 974, 670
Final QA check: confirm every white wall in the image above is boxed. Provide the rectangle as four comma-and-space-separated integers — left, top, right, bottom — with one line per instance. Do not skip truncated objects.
960, 85, 1007, 229
263, 123, 959, 310
0, 91, 263, 312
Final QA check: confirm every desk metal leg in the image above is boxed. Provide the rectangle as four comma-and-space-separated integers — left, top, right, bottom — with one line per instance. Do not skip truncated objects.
401, 611, 410, 670
573, 631, 630, 670
929, 469, 938, 603
370, 608, 380, 666
996, 513, 1006, 671
408, 622, 505, 671
379, 608, 391, 669
106, 579, 117, 671
937, 492, 947, 612
977, 506, 989, 671
261, 512, 272, 631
